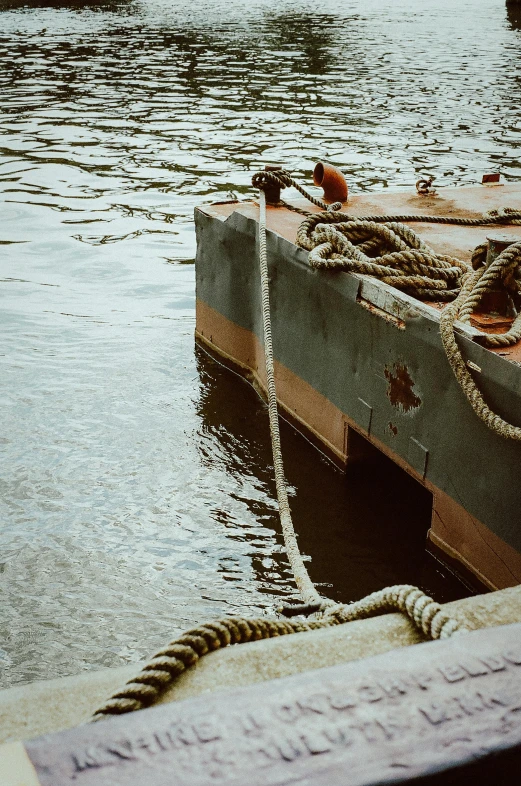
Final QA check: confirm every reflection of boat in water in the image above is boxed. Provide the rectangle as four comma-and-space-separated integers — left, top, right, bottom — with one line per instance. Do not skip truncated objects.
195, 170, 521, 593
195, 346, 463, 602
507, 1, 521, 31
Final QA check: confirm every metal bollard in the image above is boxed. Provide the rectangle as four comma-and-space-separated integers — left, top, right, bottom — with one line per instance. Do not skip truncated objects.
485, 232, 520, 267
263, 163, 283, 205
478, 233, 520, 318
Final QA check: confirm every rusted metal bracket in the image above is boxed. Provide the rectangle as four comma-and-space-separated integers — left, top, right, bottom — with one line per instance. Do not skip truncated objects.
415, 175, 436, 196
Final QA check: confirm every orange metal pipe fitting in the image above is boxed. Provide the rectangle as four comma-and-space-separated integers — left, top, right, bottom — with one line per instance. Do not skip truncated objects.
313, 161, 348, 204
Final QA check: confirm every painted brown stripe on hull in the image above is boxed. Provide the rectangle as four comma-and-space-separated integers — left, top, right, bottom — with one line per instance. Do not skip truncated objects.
196, 299, 521, 591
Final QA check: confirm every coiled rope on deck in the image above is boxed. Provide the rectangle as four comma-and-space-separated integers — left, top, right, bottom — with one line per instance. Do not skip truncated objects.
263, 167, 521, 441
298, 215, 469, 300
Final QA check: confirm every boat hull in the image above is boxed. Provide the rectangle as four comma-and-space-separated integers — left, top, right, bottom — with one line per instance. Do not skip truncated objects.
195, 194, 521, 591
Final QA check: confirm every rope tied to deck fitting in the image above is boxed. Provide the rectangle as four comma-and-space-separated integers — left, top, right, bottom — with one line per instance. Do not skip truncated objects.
439, 240, 521, 440
90, 182, 470, 724
252, 168, 521, 227
297, 208, 521, 440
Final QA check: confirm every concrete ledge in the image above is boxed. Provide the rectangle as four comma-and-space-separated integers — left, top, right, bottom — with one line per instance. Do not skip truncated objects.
1, 585, 520, 744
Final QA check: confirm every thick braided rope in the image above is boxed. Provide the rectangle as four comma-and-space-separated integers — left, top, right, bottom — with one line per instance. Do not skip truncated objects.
324, 584, 468, 640
90, 181, 473, 723
439, 241, 521, 440
258, 188, 325, 608
91, 616, 319, 720
298, 219, 470, 300
296, 204, 521, 230
91, 586, 467, 720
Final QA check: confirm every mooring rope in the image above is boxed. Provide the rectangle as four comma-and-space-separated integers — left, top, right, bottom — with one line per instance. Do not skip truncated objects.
439, 243, 521, 440
258, 188, 325, 608
251, 168, 521, 228
255, 169, 521, 440
90, 172, 475, 722
91, 585, 464, 719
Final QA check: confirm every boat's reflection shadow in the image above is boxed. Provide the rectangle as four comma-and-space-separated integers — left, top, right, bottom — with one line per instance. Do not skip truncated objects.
507, 1, 521, 31
195, 345, 470, 605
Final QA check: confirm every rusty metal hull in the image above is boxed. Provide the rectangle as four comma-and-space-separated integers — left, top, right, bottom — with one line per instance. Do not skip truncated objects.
195, 185, 521, 591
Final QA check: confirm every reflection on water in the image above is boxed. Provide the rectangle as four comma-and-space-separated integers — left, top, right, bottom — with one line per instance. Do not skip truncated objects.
197, 349, 461, 604
0, 0, 520, 687
507, 2, 521, 32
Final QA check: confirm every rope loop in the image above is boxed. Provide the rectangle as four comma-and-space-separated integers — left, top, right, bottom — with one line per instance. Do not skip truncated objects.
294, 200, 521, 440
252, 169, 331, 211
297, 214, 471, 300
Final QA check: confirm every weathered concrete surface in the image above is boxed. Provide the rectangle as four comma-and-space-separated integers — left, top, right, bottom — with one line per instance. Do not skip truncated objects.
18, 623, 521, 786
0, 585, 520, 745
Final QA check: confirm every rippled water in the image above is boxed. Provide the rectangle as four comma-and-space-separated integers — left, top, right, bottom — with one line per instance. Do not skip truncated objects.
1, 0, 520, 688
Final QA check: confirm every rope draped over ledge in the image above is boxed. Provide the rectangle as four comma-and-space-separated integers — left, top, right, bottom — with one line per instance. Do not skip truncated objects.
91, 169, 521, 722
91, 585, 466, 720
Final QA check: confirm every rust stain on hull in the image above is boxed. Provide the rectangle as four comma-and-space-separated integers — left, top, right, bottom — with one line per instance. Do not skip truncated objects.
384, 363, 421, 413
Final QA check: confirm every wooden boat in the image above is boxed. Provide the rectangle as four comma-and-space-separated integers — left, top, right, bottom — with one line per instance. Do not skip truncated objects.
195, 174, 521, 592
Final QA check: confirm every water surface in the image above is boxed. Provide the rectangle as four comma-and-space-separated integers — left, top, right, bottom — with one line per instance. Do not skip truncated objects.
1, 0, 520, 686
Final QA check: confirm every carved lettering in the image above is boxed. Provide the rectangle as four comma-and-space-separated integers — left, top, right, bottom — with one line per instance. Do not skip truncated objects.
193, 720, 221, 743
419, 702, 449, 726
328, 692, 357, 711
301, 731, 332, 755
358, 684, 384, 702
274, 703, 300, 723
420, 689, 511, 728
350, 721, 384, 743
503, 647, 521, 666
105, 741, 138, 761
480, 655, 506, 673
171, 724, 198, 746
153, 731, 173, 752
438, 663, 466, 683
297, 693, 329, 715
455, 692, 489, 716
411, 671, 434, 691
375, 713, 410, 740
476, 690, 509, 709
379, 679, 407, 699
323, 722, 355, 747
275, 733, 306, 762
73, 746, 113, 772
134, 735, 164, 756
461, 660, 489, 678
241, 713, 264, 737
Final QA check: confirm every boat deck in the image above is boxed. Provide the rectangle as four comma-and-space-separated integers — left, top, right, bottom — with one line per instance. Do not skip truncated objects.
201, 181, 521, 361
